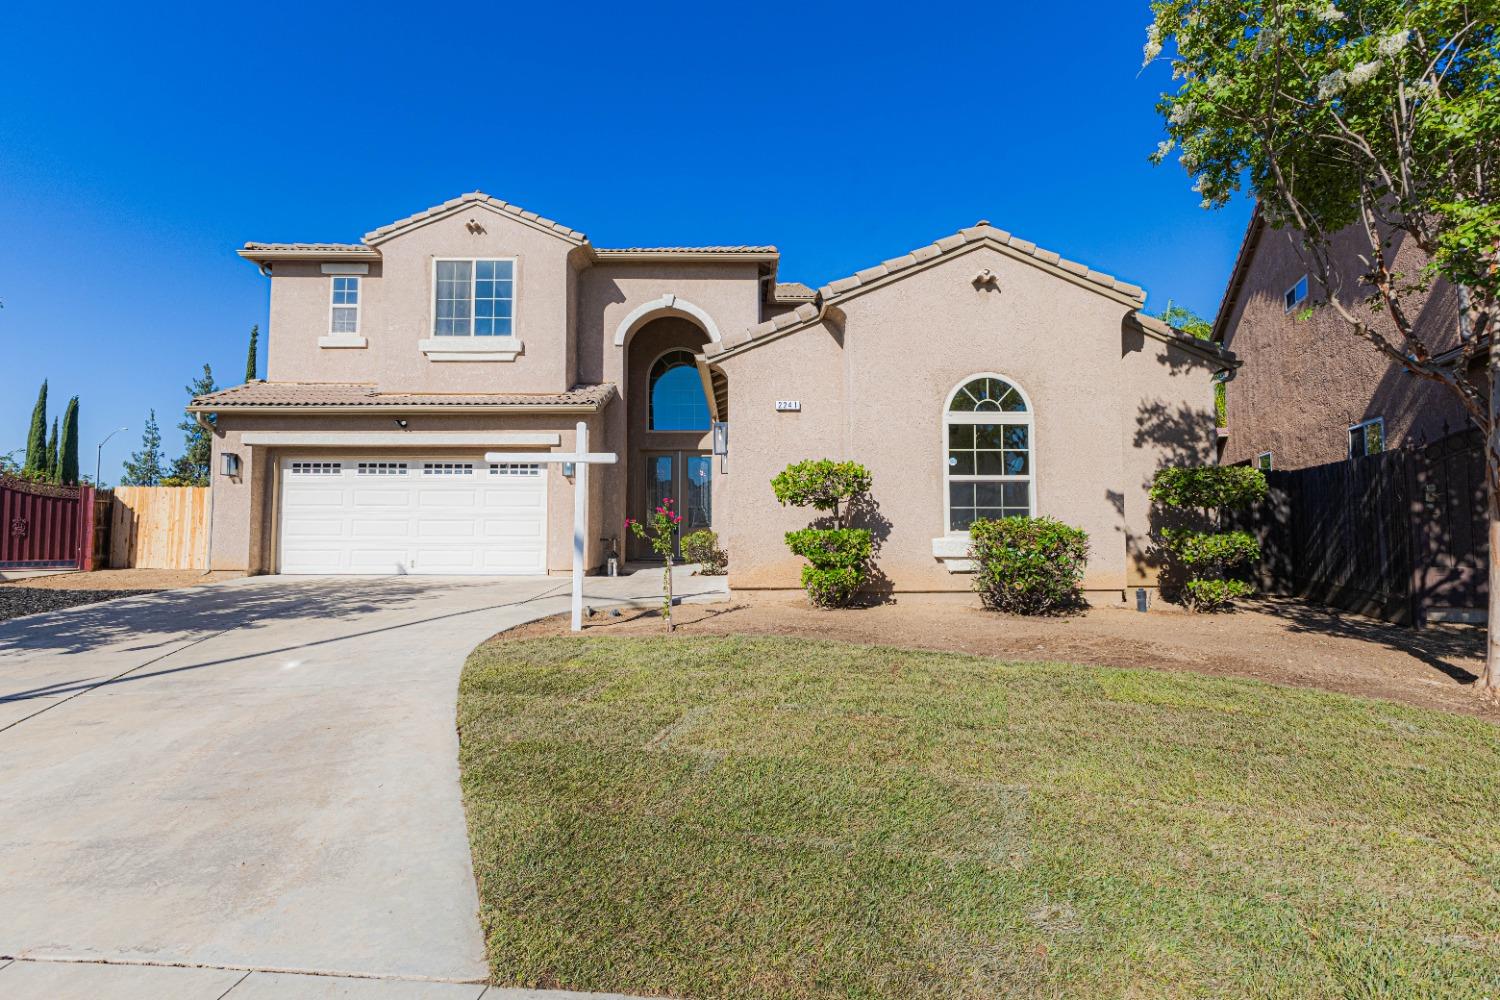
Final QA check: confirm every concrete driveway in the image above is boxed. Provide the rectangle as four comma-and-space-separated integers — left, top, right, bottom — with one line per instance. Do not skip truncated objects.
0, 571, 722, 995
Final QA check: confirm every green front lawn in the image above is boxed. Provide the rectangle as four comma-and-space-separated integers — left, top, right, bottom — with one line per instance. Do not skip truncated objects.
458, 636, 1500, 999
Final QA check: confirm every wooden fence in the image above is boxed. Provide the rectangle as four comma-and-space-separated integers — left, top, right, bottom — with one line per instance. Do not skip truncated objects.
0, 475, 97, 570
1237, 429, 1486, 625
109, 487, 209, 570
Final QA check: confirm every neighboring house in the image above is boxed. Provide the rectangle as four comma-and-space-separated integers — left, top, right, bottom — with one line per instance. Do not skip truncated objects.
191, 191, 1231, 596
1212, 208, 1470, 470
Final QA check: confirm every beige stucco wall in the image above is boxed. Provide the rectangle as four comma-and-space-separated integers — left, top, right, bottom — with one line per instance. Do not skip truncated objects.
715, 245, 1220, 594
1220, 225, 1468, 468
264, 209, 577, 394
206, 410, 608, 574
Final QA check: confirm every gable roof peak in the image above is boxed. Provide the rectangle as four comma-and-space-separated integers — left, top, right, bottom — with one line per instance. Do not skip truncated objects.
363, 191, 588, 246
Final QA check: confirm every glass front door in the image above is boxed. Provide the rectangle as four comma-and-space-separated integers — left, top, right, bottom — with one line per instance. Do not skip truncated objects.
639, 451, 711, 558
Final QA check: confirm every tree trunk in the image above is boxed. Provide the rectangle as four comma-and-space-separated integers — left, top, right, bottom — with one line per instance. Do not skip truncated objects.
1486, 354, 1500, 695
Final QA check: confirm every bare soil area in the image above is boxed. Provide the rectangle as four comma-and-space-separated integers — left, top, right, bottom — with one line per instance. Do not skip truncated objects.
0, 569, 243, 591
501, 590, 1497, 719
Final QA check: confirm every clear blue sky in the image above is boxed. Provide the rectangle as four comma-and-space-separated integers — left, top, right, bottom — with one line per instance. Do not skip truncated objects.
0, 1, 1250, 484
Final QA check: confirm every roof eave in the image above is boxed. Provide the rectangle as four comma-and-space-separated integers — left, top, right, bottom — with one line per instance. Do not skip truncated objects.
236, 248, 382, 263
590, 249, 780, 263
187, 401, 608, 415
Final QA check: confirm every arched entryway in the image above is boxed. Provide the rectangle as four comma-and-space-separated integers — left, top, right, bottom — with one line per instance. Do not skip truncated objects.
624, 315, 718, 559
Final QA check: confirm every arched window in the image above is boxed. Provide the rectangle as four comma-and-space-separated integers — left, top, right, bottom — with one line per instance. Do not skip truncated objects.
944, 375, 1033, 531
649, 350, 711, 431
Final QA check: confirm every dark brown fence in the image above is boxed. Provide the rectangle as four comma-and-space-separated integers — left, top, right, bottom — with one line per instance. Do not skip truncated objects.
1238, 429, 1486, 625
0, 475, 97, 571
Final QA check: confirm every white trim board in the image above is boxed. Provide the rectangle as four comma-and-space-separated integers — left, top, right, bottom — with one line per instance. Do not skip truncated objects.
240, 431, 562, 447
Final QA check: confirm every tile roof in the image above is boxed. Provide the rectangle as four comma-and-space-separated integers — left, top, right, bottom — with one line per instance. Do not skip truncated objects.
594, 246, 778, 254
773, 281, 817, 300
190, 382, 616, 410
707, 222, 1149, 358
363, 191, 587, 245
242, 242, 370, 252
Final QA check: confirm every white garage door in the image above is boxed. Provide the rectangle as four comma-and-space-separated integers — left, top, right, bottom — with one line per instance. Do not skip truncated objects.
278, 458, 547, 575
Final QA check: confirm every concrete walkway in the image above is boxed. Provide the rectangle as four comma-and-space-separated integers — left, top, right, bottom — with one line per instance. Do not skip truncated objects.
0, 571, 720, 998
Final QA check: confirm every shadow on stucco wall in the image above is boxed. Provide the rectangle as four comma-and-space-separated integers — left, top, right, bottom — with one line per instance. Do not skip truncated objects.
1133, 399, 1219, 598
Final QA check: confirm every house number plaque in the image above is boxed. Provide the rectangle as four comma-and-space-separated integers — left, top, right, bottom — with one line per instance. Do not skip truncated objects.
775, 400, 802, 412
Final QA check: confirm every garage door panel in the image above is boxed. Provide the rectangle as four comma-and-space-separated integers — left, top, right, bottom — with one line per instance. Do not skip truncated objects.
279, 457, 547, 575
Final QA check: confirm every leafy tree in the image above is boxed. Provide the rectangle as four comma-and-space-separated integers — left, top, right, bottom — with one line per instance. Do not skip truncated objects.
245, 324, 259, 382
170, 364, 217, 487
58, 396, 79, 485
1144, 1, 1499, 690
23, 380, 47, 476
44, 417, 58, 483
121, 410, 167, 486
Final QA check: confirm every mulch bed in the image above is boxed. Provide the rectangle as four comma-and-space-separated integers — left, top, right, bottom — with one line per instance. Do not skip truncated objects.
0, 588, 160, 623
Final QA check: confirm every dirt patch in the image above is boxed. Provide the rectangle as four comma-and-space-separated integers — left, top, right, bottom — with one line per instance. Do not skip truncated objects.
0, 569, 244, 591
497, 591, 1497, 720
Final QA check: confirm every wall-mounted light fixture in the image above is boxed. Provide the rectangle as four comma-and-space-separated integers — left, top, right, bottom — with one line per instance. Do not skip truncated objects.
562, 461, 577, 477
394, 418, 409, 429
221, 452, 242, 478
712, 420, 729, 473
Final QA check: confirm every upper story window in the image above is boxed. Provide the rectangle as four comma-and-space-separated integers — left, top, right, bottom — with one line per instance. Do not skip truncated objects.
649, 350, 711, 431
434, 259, 514, 337
330, 276, 360, 334
945, 375, 1033, 532
1284, 274, 1308, 312
1256, 451, 1273, 471
1349, 417, 1385, 458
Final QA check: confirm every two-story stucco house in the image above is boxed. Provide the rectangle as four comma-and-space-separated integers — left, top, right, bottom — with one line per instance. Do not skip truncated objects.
190, 191, 1233, 597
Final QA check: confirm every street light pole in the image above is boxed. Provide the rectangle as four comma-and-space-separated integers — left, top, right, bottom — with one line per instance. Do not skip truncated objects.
95, 426, 128, 488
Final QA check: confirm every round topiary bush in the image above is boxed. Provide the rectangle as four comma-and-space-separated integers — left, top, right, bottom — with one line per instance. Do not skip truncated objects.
772, 459, 876, 608
968, 516, 1090, 615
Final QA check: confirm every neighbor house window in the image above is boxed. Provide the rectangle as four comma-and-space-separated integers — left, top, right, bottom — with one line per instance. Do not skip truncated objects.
1284, 275, 1308, 312
648, 350, 711, 431
945, 375, 1033, 531
330, 276, 360, 334
434, 259, 514, 336
1349, 417, 1385, 458
1256, 451, 1273, 471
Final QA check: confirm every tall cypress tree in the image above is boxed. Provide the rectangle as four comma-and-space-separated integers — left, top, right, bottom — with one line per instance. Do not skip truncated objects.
245, 324, 259, 382
59, 396, 80, 485
44, 417, 59, 482
23, 380, 47, 475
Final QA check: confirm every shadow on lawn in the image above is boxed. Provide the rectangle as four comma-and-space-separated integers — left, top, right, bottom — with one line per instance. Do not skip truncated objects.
1252, 596, 1484, 686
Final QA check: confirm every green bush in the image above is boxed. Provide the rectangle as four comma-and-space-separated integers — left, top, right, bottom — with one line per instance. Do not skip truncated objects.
681, 529, 728, 575
785, 528, 873, 607
1182, 577, 1255, 612
968, 517, 1090, 615
773, 459, 877, 607
1150, 465, 1267, 612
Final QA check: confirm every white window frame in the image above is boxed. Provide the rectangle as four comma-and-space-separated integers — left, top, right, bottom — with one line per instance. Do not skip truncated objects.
1348, 417, 1385, 458
1255, 451, 1273, 471
1284, 274, 1309, 312
420, 257, 523, 362
429, 257, 517, 338
941, 373, 1036, 537
329, 276, 360, 335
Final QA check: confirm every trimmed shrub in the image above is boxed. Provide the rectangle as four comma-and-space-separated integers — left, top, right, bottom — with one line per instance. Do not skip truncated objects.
681, 529, 728, 575
785, 528, 873, 608
969, 516, 1090, 615
773, 459, 876, 607
1150, 465, 1267, 612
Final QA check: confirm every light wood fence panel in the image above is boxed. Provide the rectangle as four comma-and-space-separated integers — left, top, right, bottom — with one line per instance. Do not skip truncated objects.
110, 487, 208, 569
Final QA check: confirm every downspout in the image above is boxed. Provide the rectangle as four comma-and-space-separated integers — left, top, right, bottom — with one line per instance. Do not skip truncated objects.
195, 409, 218, 576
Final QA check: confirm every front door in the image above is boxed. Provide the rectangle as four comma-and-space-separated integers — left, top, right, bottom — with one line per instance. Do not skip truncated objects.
639, 451, 712, 558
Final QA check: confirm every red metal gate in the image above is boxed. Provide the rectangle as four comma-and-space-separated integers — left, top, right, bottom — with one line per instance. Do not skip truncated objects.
0, 475, 96, 570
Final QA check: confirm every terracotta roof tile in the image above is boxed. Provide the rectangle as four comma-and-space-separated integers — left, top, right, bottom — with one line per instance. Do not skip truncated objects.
190, 381, 616, 410
773, 281, 816, 300
595, 245, 778, 254
242, 242, 370, 252
363, 192, 587, 244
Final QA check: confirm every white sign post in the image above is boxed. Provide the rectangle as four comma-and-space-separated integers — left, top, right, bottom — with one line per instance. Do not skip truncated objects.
486, 421, 617, 632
